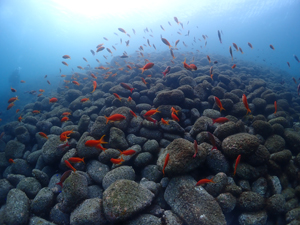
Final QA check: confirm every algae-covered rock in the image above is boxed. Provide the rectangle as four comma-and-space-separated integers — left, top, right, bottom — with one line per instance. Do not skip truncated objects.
5, 140, 25, 159
102, 166, 135, 190
41, 136, 65, 164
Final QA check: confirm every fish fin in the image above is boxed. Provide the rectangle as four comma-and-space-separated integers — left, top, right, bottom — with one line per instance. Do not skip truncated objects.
104, 116, 109, 124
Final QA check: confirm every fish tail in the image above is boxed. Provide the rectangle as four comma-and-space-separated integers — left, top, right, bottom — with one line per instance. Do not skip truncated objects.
212, 119, 216, 124
130, 88, 134, 93
82, 157, 85, 164
221, 107, 226, 112
104, 116, 109, 124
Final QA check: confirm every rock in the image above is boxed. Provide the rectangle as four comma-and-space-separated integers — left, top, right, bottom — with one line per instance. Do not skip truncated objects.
270, 150, 292, 165
216, 193, 236, 213
269, 117, 289, 128
102, 166, 135, 190
87, 160, 110, 185
252, 120, 273, 138
98, 148, 121, 164
42, 136, 65, 164
194, 82, 212, 101
50, 203, 70, 225
0, 179, 13, 204
189, 116, 211, 137
140, 127, 162, 141
211, 86, 226, 99
31, 187, 54, 216
11, 159, 33, 177
203, 109, 221, 119
206, 149, 230, 174
222, 133, 260, 158
125, 214, 161, 225
70, 198, 107, 225
237, 191, 265, 212
286, 208, 300, 223
66, 89, 82, 102
238, 210, 268, 225
284, 130, 300, 154
15, 126, 31, 144
127, 134, 147, 146
266, 194, 286, 215
251, 177, 268, 196
230, 102, 248, 117
78, 115, 90, 134
164, 176, 226, 225
109, 107, 132, 131
32, 169, 50, 187
133, 152, 153, 168
28, 150, 43, 166
159, 120, 185, 134
28, 216, 56, 225
4, 189, 30, 225
213, 121, 239, 140
23, 116, 38, 125
153, 89, 185, 107
77, 132, 103, 159
5, 140, 25, 159
60, 172, 88, 213
16, 177, 42, 199
109, 127, 129, 149
36, 121, 53, 134
157, 138, 206, 176
178, 85, 194, 98
143, 140, 159, 154
90, 116, 112, 139
252, 98, 267, 112
141, 165, 162, 183
103, 179, 154, 223
204, 172, 228, 197
247, 145, 270, 166
264, 134, 285, 153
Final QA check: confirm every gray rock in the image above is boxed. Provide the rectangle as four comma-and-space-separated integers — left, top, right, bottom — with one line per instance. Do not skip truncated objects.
213, 121, 239, 140
206, 149, 229, 174
252, 120, 273, 138
222, 133, 260, 158
204, 172, 228, 197
141, 165, 162, 182
286, 208, 300, 223
203, 109, 221, 119
23, 116, 38, 126
60, 172, 88, 213
140, 127, 162, 141
157, 138, 206, 176
230, 102, 248, 117
70, 198, 107, 225
98, 148, 121, 164
5, 140, 25, 159
270, 150, 292, 165
251, 177, 268, 196
15, 126, 31, 144
102, 166, 135, 190
247, 145, 270, 166
41, 136, 65, 164
28, 216, 56, 225
50, 203, 70, 225
32, 169, 50, 187
238, 210, 268, 225
189, 116, 211, 137
125, 214, 161, 225
134, 152, 153, 168
266, 194, 286, 215
127, 134, 147, 146
153, 89, 185, 107
87, 185, 103, 199
78, 115, 90, 134
237, 191, 265, 212
11, 159, 33, 177
103, 179, 154, 223
16, 177, 42, 199
264, 134, 285, 153
159, 120, 185, 134
284, 130, 300, 154
109, 127, 129, 149
269, 117, 289, 128
87, 160, 110, 185
77, 132, 104, 159
36, 121, 53, 134
216, 193, 236, 213
0, 179, 13, 204
143, 140, 159, 154
164, 176, 226, 225
4, 189, 29, 225
90, 116, 112, 139
31, 187, 54, 216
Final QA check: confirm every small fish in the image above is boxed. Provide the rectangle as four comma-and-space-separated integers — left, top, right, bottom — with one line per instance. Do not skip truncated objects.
83, 57, 87, 62
62, 112, 71, 116
171, 112, 179, 122
170, 49, 175, 60
183, 58, 192, 70
61, 117, 69, 122
287, 62, 290, 68
274, 101, 277, 114
125, 40, 130, 46
47, 80, 51, 85
132, 28, 136, 34
214, 97, 225, 112
239, 47, 244, 54
57, 142, 70, 150
128, 96, 132, 102
81, 98, 89, 102
293, 77, 297, 84
162, 153, 170, 176
105, 114, 126, 124
232, 64, 237, 69
103, 37, 108, 41
242, 94, 251, 114
207, 132, 217, 150
62, 55, 71, 59
8, 96, 19, 103
270, 44, 275, 50
11, 87, 16, 92
234, 154, 241, 176
118, 28, 126, 34
110, 157, 125, 165
90, 49, 95, 56
161, 118, 169, 125
130, 110, 137, 118
141, 77, 147, 85
62, 61, 68, 66
68, 157, 85, 164
161, 37, 172, 49
248, 42, 253, 49
189, 64, 197, 70
175, 40, 180, 47
32, 110, 40, 114
218, 30, 222, 43
16, 109, 20, 113
91, 80, 97, 93
7, 103, 14, 110
294, 54, 300, 63
162, 66, 171, 77
214, 61, 218, 64
85, 135, 107, 147
233, 43, 238, 51
18, 115, 22, 122
153, 44, 156, 50
193, 140, 198, 158
9, 159, 15, 164
160, 25, 165, 31
207, 55, 211, 63
144, 109, 160, 117
145, 116, 157, 124
212, 117, 229, 124
64, 160, 76, 172
171, 107, 180, 115
196, 178, 215, 186
229, 46, 233, 60
20, 80, 25, 83
141, 63, 154, 74
38, 132, 48, 139
56, 170, 72, 187
72, 81, 80, 86
210, 66, 213, 80
113, 93, 122, 101
60, 130, 74, 142
174, 17, 180, 25
49, 97, 58, 103
119, 150, 136, 156
44, 75, 47, 78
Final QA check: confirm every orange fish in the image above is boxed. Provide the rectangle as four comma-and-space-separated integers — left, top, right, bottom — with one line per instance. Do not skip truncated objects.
248, 42, 253, 49
83, 57, 88, 62
161, 118, 169, 125
207, 55, 211, 63
7, 103, 15, 110
91, 80, 97, 93
20, 80, 26, 83
81, 98, 89, 102
9, 159, 15, 164
183, 58, 192, 70
77, 66, 84, 70
113, 93, 122, 101
11, 87, 16, 92
189, 64, 197, 70
161, 37, 172, 49
171, 112, 179, 122
119, 150, 136, 156
110, 157, 125, 165
274, 101, 277, 114
232, 43, 238, 51
144, 108, 160, 117
64, 160, 76, 172
32, 110, 40, 114
162, 153, 170, 177
49, 97, 58, 103
91, 73, 97, 79
196, 178, 215, 186
175, 40, 180, 47
193, 140, 198, 158
141, 77, 147, 85
62, 55, 71, 59
97, 47, 105, 52
61, 117, 69, 122
242, 94, 251, 114
234, 154, 241, 176
62, 112, 71, 116
62, 61, 68, 66
72, 81, 80, 86
212, 117, 229, 124
270, 44, 275, 50
129, 110, 137, 118
120, 83, 134, 93
8, 96, 18, 103
37, 94, 43, 97
16, 109, 20, 113
68, 157, 85, 164
18, 115, 22, 122
105, 114, 126, 124
60, 130, 73, 141
171, 107, 180, 115
210, 66, 214, 80
38, 132, 48, 139
128, 96, 132, 102
214, 96, 225, 112
127, 65, 132, 70
39, 89, 45, 92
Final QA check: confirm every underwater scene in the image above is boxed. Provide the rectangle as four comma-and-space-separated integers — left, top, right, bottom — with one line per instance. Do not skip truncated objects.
1, 0, 300, 224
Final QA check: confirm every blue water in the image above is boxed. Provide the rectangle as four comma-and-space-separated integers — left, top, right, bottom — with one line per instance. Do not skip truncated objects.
0, 0, 299, 122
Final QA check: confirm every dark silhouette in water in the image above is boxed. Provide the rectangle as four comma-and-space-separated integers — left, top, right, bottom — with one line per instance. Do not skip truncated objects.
8, 67, 21, 87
